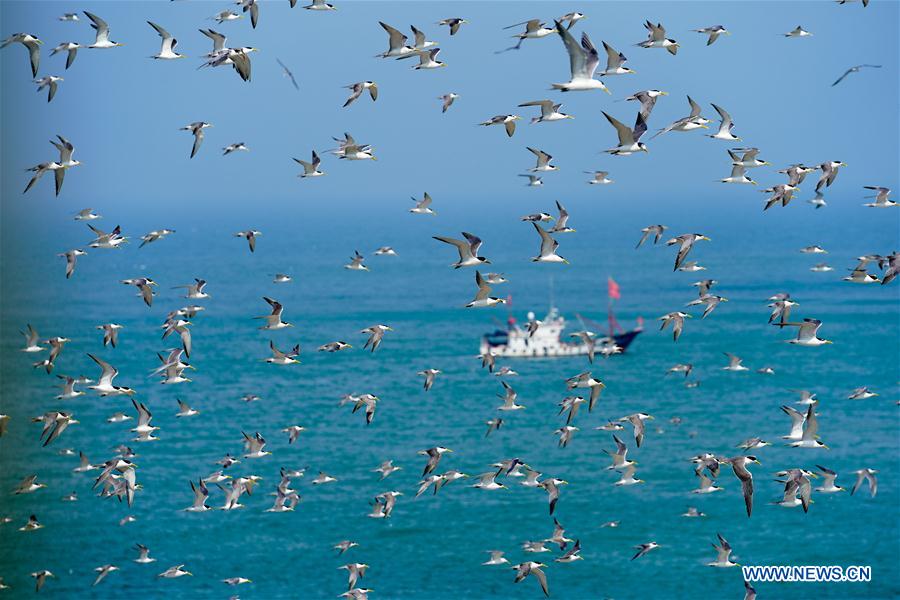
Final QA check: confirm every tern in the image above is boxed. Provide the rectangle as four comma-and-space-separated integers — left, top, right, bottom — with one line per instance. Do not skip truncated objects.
815, 161, 847, 192
34, 76, 63, 102
480, 114, 521, 137
294, 150, 325, 177
211, 10, 242, 23
121, 277, 157, 307
851, 468, 877, 497
377, 22, 416, 58
632, 542, 661, 560
344, 81, 378, 108
727, 455, 760, 517
776, 318, 833, 346
405, 47, 445, 69
304, 0, 336, 10
234, 229, 261, 252
667, 233, 710, 270
265, 341, 300, 365
659, 312, 690, 341
832, 64, 881, 86
527, 147, 558, 172
615, 463, 643, 486
586, 170, 613, 184
784, 25, 813, 37
222, 142, 248, 155
85, 12, 124, 48
638, 21, 679, 54
531, 223, 568, 263
432, 17, 467, 38
694, 25, 730, 45
433, 232, 490, 267
781, 405, 806, 441
721, 353, 749, 371
361, 324, 392, 352
504, 19, 554, 51
862, 186, 896, 208
847, 386, 878, 400
148, 22, 184, 59
1, 33, 43, 77
158, 565, 192, 578
87, 354, 135, 396
97, 323, 124, 348
708, 104, 740, 140
345, 250, 369, 271
483, 551, 509, 566
693, 467, 723, 494
467, 272, 506, 308
551, 22, 609, 92
600, 41, 634, 76
439, 92, 459, 113
626, 89, 667, 120
602, 111, 648, 155
788, 404, 828, 448
635, 224, 668, 248
56, 249, 85, 279
256, 296, 292, 329
512, 562, 549, 597
708, 533, 738, 567
319, 341, 352, 352
815, 465, 844, 493
31, 571, 54, 592
520, 174, 543, 186
418, 368, 441, 391
180, 122, 212, 159
519, 100, 574, 123
140, 229, 176, 247
549, 201, 575, 233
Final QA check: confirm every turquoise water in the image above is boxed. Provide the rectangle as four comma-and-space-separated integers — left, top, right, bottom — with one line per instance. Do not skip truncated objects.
0, 202, 897, 599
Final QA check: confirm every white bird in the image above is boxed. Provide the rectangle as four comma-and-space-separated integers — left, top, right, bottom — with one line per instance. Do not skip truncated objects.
433, 232, 490, 268
707, 104, 740, 141
377, 22, 416, 58
343, 81, 378, 108
527, 147, 558, 172
467, 271, 506, 308
851, 468, 878, 497
483, 551, 509, 566
148, 22, 184, 59
586, 170, 613, 185
180, 122, 212, 159
653, 95, 711, 137
862, 186, 896, 208
694, 25, 730, 45
602, 111, 648, 155
2, 33, 43, 77
409, 192, 436, 215
504, 19, 554, 51
776, 318, 832, 346
234, 229, 261, 252
439, 92, 459, 113
34, 76, 63, 102
345, 250, 369, 271
294, 150, 325, 178
722, 353, 749, 371
479, 114, 521, 137
551, 22, 609, 93
638, 21, 679, 54
784, 25, 813, 37
85, 12, 124, 49
531, 223, 568, 263
708, 533, 738, 567
519, 100, 574, 124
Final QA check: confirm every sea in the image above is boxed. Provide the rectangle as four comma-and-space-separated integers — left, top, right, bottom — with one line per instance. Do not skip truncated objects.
0, 200, 898, 599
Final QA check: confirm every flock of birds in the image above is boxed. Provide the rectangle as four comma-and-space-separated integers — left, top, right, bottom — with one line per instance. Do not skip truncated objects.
1, 1, 895, 598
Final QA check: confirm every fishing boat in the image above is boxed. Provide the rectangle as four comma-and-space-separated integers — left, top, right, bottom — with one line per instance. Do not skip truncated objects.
479, 277, 642, 359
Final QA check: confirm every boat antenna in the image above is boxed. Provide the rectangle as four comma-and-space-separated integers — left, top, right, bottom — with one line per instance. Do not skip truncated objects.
549, 275, 555, 310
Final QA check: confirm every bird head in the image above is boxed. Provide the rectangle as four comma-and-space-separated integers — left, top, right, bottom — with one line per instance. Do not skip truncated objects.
638, 143, 649, 153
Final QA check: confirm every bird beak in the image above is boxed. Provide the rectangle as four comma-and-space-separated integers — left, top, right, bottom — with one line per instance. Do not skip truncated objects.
660, 91, 669, 96
603, 88, 612, 95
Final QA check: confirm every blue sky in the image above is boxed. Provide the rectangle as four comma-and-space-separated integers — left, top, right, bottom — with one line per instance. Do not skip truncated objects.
1, 0, 897, 234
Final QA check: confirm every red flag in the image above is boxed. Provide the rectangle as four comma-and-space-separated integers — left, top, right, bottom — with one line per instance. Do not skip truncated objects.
607, 277, 621, 300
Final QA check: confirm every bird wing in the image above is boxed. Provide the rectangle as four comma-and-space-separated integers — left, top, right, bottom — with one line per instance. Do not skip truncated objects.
603, 112, 633, 146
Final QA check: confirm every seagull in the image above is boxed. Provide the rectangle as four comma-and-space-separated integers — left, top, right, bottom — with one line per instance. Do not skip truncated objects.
433, 232, 490, 268
222, 142, 248, 155
1, 33, 43, 77
708, 533, 738, 567
667, 233, 710, 270
600, 41, 634, 76
625, 89, 668, 120
439, 92, 459, 113
776, 318, 833, 346
531, 223, 568, 263
180, 122, 212, 159
148, 22, 184, 59
694, 25, 730, 45
480, 114, 521, 137
527, 147, 558, 172
551, 22, 609, 92
659, 312, 690, 341
512, 562, 549, 597
120, 277, 157, 307
437, 18, 467, 36
85, 12, 124, 48
851, 468, 878, 497
862, 186, 896, 208
632, 542, 661, 560
586, 170, 613, 185
727, 455, 760, 517
708, 104, 740, 140
602, 111, 648, 155
504, 19, 555, 51
519, 100, 574, 124
343, 81, 377, 108
58, 249, 87, 279
721, 353, 749, 371
638, 21, 679, 54
34, 76, 63, 102
784, 25, 813, 37
234, 229, 261, 252
361, 324, 392, 352
832, 64, 881, 86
